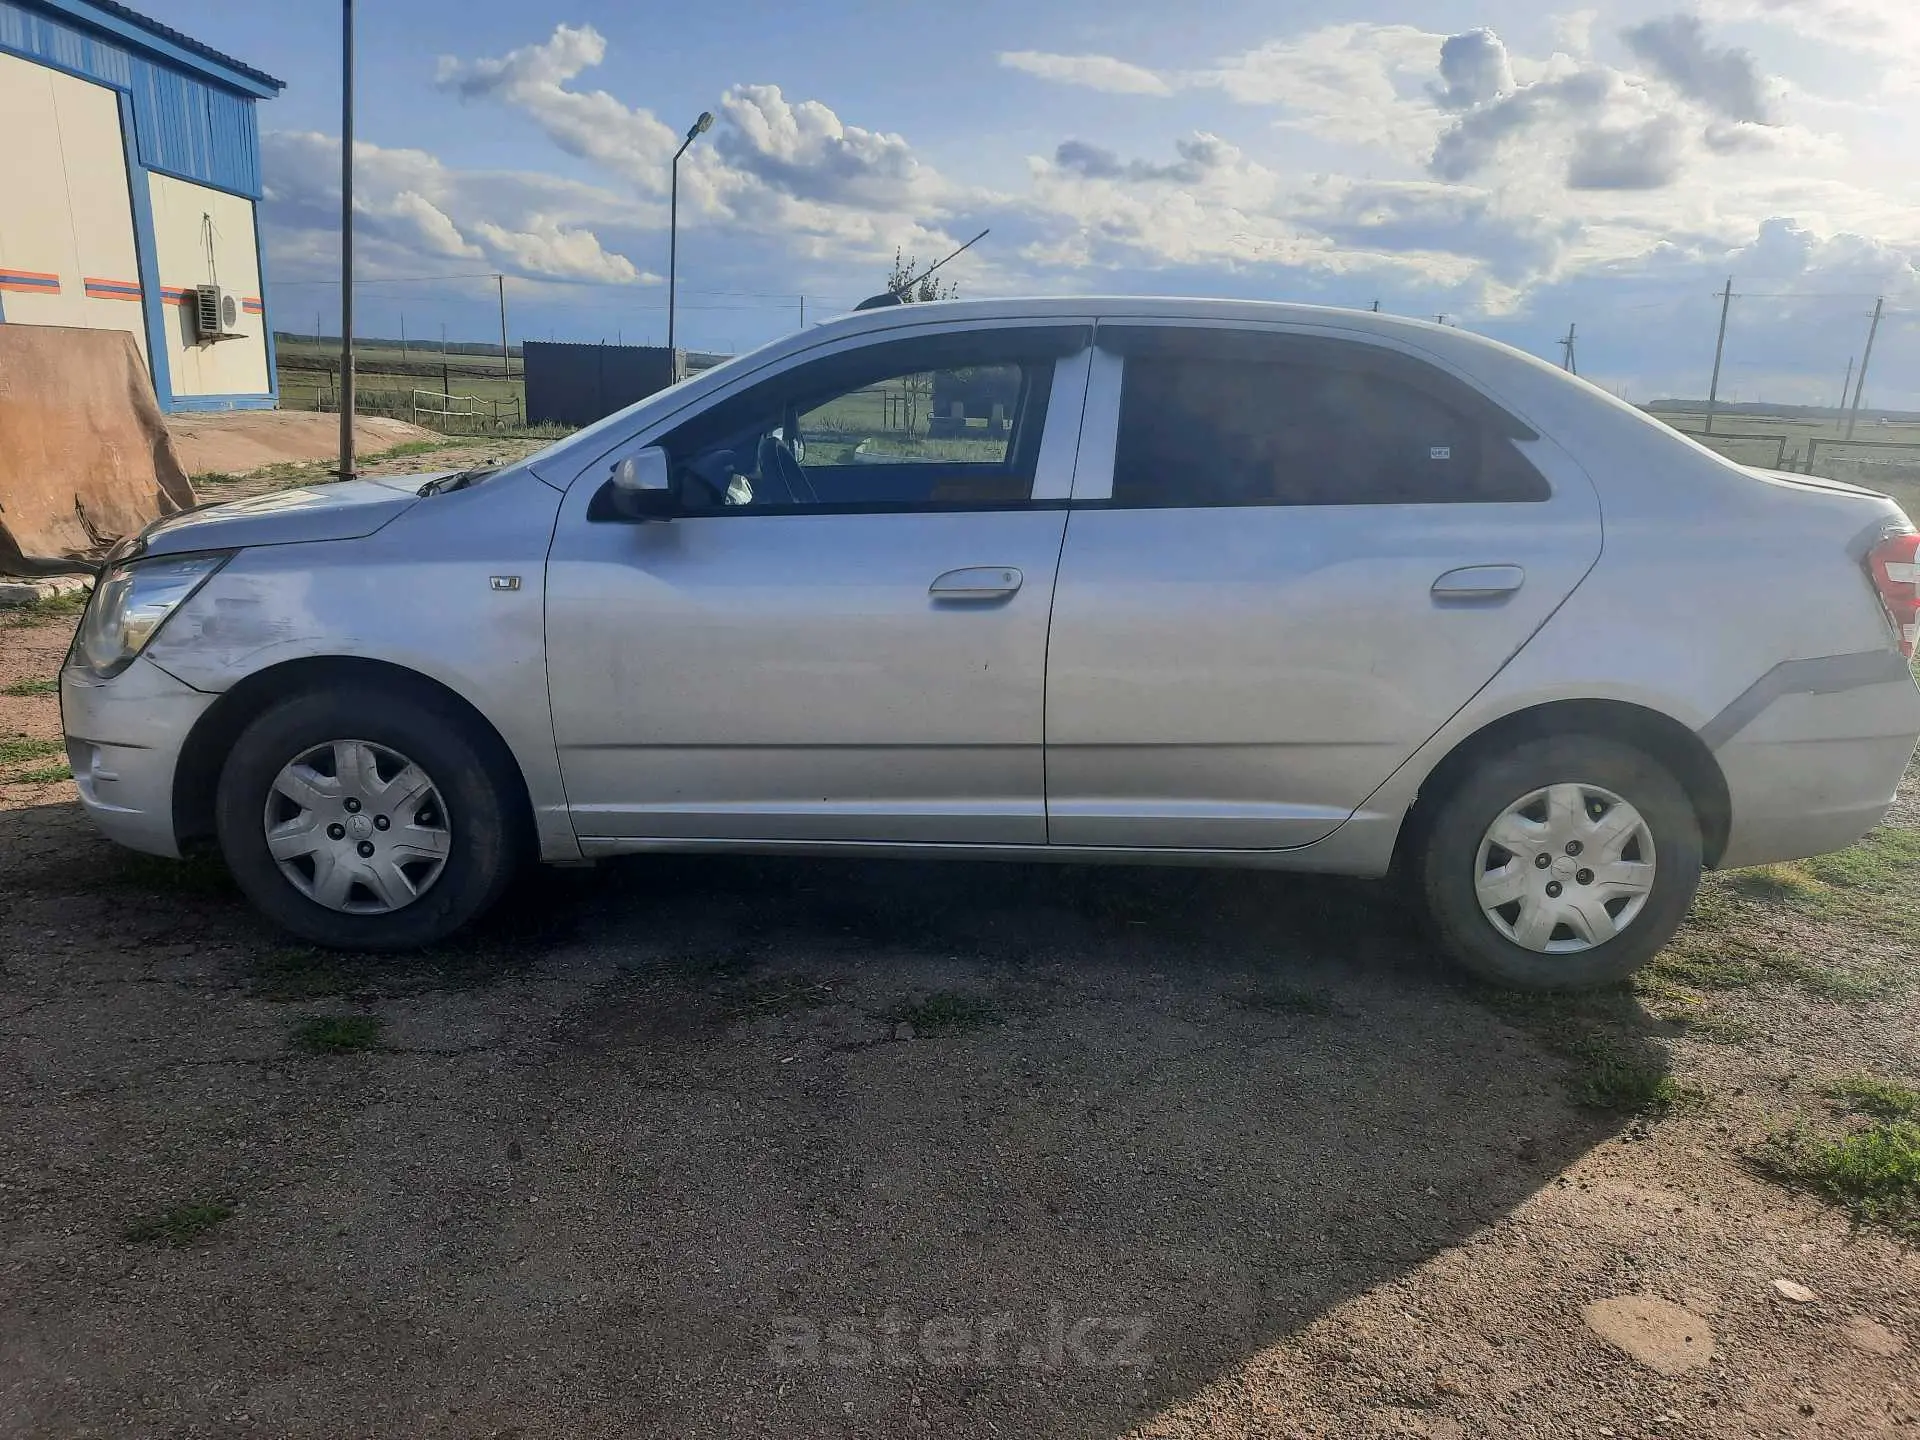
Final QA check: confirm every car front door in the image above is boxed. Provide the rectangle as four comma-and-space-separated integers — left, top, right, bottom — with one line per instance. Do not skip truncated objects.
545, 323, 1092, 848
1044, 322, 1603, 851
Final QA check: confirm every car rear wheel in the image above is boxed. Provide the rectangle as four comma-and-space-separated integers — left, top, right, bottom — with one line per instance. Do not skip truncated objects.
1416, 735, 1702, 990
214, 686, 523, 950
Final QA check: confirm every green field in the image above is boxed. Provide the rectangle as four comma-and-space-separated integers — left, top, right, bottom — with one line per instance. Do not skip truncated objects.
1647, 405, 1920, 520
276, 336, 526, 431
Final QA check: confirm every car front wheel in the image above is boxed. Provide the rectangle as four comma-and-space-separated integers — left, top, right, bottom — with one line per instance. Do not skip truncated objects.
1416, 734, 1703, 990
214, 685, 523, 950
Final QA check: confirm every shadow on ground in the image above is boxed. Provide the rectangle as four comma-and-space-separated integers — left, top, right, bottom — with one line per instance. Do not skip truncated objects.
0, 804, 1668, 1437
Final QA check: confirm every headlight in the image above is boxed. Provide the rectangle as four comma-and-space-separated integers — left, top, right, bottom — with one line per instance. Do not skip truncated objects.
73, 553, 229, 678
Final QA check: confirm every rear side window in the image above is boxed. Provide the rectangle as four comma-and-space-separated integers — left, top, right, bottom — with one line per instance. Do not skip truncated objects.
1111, 350, 1549, 508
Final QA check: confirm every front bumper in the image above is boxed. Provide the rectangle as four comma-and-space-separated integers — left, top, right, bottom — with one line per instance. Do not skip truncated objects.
60, 657, 216, 858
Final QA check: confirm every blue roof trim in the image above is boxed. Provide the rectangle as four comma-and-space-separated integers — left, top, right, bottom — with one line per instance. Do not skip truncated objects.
0, 0, 269, 197
21, 0, 281, 96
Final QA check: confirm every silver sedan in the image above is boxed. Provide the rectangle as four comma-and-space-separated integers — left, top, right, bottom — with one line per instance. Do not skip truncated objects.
60, 298, 1920, 989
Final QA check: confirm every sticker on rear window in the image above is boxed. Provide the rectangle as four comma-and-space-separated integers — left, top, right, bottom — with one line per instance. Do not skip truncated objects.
1430, 446, 1452, 461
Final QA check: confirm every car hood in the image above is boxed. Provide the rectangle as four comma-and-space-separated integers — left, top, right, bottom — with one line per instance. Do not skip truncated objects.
130, 474, 444, 560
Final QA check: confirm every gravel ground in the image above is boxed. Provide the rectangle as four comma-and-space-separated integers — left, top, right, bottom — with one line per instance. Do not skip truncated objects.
2, 530, 1917, 1437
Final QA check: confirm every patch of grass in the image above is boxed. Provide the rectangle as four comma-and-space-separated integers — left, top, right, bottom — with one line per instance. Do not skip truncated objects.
1802, 826, 1920, 890
1, 677, 58, 697
1481, 988, 1698, 1115
1766, 953, 1905, 1003
1680, 1011, 1762, 1046
1566, 1031, 1708, 1113
191, 471, 236, 486
716, 973, 838, 1021
1726, 862, 1833, 908
11, 763, 71, 784
0, 736, 64, 766
1825, 1073, 1920, 1121
889, 990, 998, 1036
291, 1014, 385, 1054
376, 438, 458, 459
121, 1200, 233, 1247
1759, 1121, 1920, 1241
1228, 981, 1337, 1016
1645, 935, 1769, 991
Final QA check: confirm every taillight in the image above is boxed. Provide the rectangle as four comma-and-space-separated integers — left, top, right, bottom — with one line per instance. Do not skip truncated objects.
1867, 531, 1920, 659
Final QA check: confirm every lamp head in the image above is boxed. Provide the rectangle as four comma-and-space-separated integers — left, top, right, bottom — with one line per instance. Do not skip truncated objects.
689, 111, 714, 140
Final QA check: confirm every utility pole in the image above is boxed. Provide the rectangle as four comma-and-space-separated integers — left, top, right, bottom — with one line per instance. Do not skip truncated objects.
400, 312, 407, 366
1704, 276, 1733, 436
1838, 356, 1854, 416
496, 273, 509, 380
1846, 297, 1884, 440
337, 0, 355, 479
440, 321, 448, 400
799, 295, 807, 328
1559, 323, 1578, 375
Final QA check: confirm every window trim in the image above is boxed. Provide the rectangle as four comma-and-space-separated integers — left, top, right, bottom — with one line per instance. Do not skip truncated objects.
597, 324, 1091, 521
1088, 325, 1553, 510
1094, 322, 1538, 442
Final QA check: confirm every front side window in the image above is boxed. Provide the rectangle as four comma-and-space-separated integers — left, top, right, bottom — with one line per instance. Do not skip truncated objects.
660, 329, 1082, 514
1111, 347, 1549, 508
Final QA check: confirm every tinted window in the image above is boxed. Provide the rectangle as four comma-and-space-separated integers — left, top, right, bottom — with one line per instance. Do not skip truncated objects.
1112, 355, 1549, 507
658, 328, 1086, 514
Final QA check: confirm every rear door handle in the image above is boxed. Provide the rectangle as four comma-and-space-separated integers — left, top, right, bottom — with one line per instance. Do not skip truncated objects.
1432, 565, 1526, 601
930, 566, 1023, 600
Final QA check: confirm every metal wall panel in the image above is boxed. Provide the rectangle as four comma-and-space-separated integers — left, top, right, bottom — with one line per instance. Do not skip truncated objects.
526, 343, 684, 429
0, 0, 262, 197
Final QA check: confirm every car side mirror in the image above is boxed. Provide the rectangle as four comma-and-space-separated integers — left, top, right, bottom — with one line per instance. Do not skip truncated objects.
608, 446, 677, 521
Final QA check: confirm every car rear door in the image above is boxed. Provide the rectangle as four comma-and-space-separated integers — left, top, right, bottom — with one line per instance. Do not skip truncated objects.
1044, 322, 1603, 850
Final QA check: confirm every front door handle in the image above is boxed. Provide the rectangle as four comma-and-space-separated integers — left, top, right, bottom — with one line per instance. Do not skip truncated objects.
930, 566, 1023, 600
1432, 565, 1526, 601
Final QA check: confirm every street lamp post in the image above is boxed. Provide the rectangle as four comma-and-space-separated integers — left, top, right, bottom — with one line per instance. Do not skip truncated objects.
667, 110, 713, 364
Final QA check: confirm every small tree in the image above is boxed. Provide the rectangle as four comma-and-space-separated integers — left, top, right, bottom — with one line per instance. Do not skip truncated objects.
886, 248, 958, 304
883, 248, 954, 433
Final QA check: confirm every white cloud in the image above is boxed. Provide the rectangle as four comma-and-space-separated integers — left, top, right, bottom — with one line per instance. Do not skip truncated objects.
1189, 23, 1449, 150
996, 50, 1171, 96
260, 130, 657, 284
1431, 29, 1515, 111
469, 216, 646, 283
1622, 14, 1778, 123
716, 84, 936, 209
437, 24, 679, 190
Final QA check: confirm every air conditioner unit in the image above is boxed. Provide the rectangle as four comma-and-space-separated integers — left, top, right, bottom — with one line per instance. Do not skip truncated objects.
193, 285, 245, 341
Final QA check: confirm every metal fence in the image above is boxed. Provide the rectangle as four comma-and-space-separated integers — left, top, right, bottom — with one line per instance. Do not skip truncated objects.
281, 379, 525, 434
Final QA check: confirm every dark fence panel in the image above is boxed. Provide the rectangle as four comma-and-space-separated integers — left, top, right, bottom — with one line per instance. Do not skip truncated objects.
524, 342, 681, 428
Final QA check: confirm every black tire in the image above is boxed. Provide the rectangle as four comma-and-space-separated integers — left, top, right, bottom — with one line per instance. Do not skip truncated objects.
1415, 734, 1702, 990
214, 685, 524, 950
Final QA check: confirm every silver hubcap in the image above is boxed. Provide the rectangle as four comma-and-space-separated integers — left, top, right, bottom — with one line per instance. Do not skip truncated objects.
263, 739, 451, 915
1474, 782, 1656, 954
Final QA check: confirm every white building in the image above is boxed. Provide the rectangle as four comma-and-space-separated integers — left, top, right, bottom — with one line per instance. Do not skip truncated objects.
0, 0, 282, 411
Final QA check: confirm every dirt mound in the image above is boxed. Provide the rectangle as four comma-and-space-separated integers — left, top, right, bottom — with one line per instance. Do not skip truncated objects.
165, 410, 436, 477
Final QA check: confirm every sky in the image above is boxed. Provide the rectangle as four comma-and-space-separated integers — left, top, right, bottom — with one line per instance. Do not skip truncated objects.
142, 0, 1920, 406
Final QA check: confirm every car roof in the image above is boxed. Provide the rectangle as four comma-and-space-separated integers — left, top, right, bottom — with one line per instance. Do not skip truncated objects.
812, 294, 1456, 346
